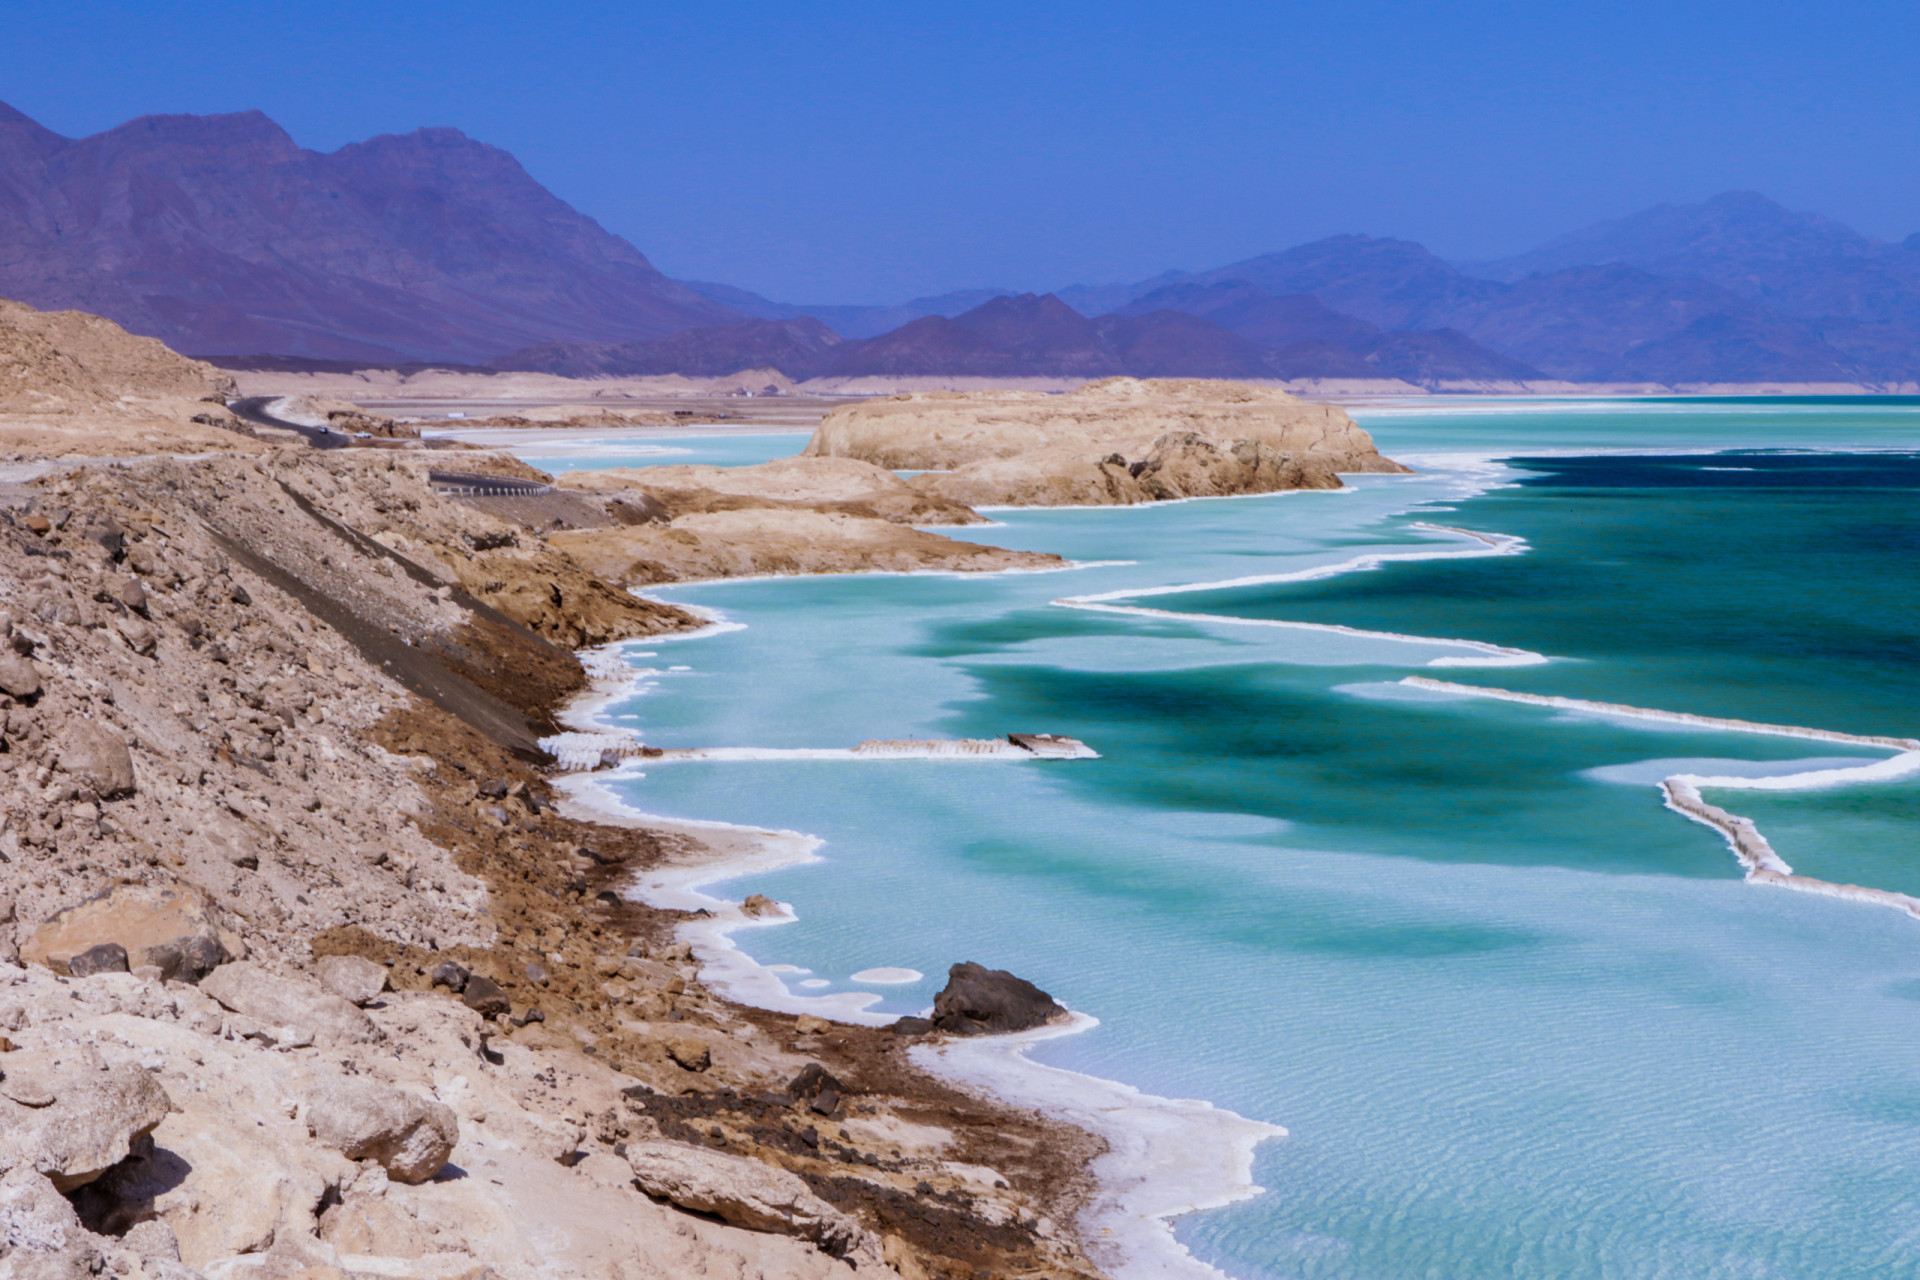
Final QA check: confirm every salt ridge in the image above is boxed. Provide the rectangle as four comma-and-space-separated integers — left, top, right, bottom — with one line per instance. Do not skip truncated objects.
1051, 522, 1549, 666
1404, 677, 1920, 921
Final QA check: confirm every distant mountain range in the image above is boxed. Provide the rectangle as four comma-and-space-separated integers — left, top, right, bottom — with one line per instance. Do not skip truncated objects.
3, 103, 1917, 386
0, 102, 732, 363
496, 292, 1540, 385
694, 192, 1920, 386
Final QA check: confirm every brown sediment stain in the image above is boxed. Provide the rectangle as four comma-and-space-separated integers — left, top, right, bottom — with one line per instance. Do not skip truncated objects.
335, 691, 1106, 1279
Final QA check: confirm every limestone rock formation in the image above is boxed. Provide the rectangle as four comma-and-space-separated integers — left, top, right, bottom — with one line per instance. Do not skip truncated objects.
931, 962, 1066, 1036
0, 1044, 172, 1192
623, 1140, 880, 1262
0, 296, 249, 458
805, 376, 1409, 507
559, 455, 983, 526
54, 720, 136, 799
313, 954, 388, 1006
0, 651, 40, 699
0, 1163, 99, 1275
0, 298, 232, 414
199, 962, 379, 1046
300, 1076, 457, 1184
22, 883, 237, 983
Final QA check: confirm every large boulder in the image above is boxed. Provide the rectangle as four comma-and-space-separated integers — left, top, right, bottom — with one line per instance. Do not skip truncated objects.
22, 883, 239, 983
0, 1045, 173, 1192
313, 955, 388, 1007
930, 962, 1065, 1036
0, 1163, 89, 1253
0, 651, 40, 699
199, 962, 379, 1046
623, 1141, 877, 1262
301, 1076, 457, 1184
55, 720, 136, 799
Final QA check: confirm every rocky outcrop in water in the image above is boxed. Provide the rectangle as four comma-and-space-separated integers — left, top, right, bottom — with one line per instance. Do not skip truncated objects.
806, 376, 1409, 507
932, 962, 1068, 1036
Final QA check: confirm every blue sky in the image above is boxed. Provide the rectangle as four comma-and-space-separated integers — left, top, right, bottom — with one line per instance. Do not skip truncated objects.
3, 0, 1915, 303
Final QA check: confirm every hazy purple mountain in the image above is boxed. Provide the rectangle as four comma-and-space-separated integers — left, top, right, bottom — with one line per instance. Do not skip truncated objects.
682, 281, 1019, 339
831, 294, 1126, 377
493, 317, 846, 379
0, 102, 736, 363
1458, 191, 1920, 377
500, 290, 1542, 386
1117, 280, 1542, 382
1118, 282, 1381, 350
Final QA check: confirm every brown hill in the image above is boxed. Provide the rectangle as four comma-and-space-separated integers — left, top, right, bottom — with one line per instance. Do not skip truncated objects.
0, 103, 737, 364
492, 289, 1539, 387
831, 294, 1125, 378
1090, 310, 1282, 378
0, 295, 254, 456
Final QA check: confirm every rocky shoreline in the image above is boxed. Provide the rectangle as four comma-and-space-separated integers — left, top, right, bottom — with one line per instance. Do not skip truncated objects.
0, 298, 1412, 1280
0, 444, 1111, 1280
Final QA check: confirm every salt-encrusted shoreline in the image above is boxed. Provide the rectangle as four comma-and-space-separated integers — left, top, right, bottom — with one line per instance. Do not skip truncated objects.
546, 625, 1290, 1280
916, 1016, 1287, 1280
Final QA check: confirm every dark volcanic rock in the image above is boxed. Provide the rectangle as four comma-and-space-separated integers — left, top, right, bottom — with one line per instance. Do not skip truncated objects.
430, 959, 470, 992
786, 1063, 845, 1102
930, 962, 1065, 1036
460, 974, 510, 1018
66, 942, 129, 977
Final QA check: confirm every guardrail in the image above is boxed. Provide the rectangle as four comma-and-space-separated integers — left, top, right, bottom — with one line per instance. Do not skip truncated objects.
426, 470, 554, 497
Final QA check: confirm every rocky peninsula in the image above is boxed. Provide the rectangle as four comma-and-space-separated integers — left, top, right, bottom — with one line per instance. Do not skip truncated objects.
805, 377, 1408, 507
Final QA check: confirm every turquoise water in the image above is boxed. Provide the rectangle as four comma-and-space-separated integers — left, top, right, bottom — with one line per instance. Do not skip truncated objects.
521, 429, 809, 475
590, 400, 1920, 1279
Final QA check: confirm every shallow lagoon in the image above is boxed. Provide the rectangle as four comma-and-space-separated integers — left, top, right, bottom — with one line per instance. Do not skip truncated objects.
584, 400, 1920, 1278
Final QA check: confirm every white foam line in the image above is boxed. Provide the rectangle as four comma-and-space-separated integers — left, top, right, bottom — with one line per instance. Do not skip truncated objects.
915, 1015, 1286, 1280
1059, 523, 1526, 604
644, 744, 1082, 762
970, 482, 1373, 515
1675, 751, 1920, 792
553, 606, 746, 740
1399, 677, 1920, 750
1401, 677, 1920, 923
1058, 601, 1548, 665
1044, 524, 1547, 665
